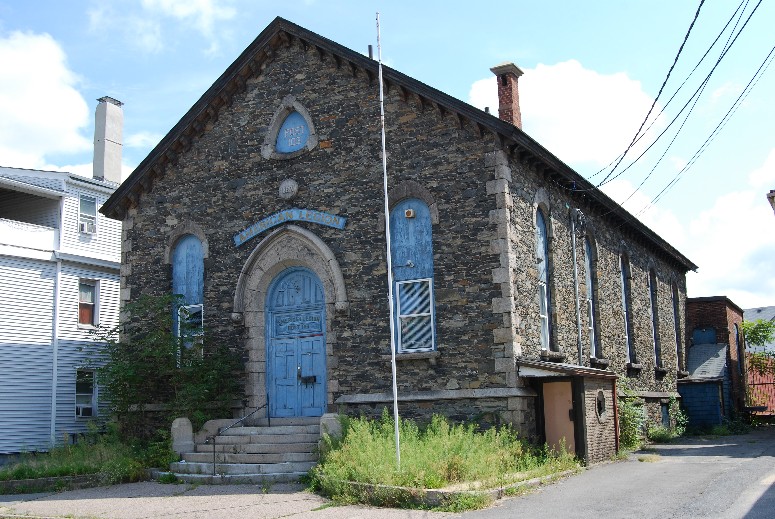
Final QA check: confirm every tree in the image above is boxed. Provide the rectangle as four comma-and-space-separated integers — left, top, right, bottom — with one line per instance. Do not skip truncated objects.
742, 319, 775, 378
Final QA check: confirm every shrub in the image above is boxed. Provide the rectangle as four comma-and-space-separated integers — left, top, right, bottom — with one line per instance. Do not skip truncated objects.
617, 391, 643, 450
93, 294, 242, 440
310, 411, 577, 509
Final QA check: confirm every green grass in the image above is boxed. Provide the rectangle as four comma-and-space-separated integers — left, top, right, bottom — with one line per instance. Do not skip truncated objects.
0, 425, 174, 488
309, 411, 578, 510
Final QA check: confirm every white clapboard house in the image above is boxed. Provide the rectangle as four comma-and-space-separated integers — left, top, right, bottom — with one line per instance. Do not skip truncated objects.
0, 97, 123, 454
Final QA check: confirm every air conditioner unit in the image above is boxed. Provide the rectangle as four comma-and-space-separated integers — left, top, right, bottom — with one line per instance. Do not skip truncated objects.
79, 222, 95, 234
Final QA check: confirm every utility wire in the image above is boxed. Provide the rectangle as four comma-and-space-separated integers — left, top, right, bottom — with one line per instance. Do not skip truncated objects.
597, 0, 764, 189
641, 41, 775, 213
595, 0, 706, 186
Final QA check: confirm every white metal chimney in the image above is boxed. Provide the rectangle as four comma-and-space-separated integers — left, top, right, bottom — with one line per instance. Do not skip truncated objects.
93, 96, 123, 184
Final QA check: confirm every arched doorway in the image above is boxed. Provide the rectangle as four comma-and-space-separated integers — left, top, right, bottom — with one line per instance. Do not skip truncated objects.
266, 267, 326, 417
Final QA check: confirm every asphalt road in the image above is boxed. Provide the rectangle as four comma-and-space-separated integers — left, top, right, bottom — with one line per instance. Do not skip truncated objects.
462, 426, 775, 519
2, 427, 773, 518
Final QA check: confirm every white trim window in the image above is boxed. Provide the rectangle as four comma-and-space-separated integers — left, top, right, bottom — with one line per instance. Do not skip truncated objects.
177, 303, 204, 342
75, 370, 96, 417
620, 255, 636, 363
396, 279, 435, 353
535, 208, 553, 351
79, 195, 97, 234
78, 280, 98, 327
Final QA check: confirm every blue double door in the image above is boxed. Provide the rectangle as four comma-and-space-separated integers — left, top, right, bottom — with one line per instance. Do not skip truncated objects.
266, 268, 326, 417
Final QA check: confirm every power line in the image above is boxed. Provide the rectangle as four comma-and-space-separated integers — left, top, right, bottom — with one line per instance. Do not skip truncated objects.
594, 0, 707, 186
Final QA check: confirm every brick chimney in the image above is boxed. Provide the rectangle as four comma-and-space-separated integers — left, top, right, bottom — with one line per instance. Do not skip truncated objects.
490, 62, 524, 129
93, 96, 124, 184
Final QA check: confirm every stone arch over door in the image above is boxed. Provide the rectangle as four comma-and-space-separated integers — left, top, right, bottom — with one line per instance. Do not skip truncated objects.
233, 225, 347, 415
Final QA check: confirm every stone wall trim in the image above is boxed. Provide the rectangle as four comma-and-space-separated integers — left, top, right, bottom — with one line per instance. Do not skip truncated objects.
335, 387, 537, 404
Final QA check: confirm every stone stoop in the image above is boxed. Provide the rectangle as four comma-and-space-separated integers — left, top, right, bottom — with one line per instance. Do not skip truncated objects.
166, 417, 321, 484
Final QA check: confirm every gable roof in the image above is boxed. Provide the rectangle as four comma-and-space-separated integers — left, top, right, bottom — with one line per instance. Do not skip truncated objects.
101, 17, 696, 272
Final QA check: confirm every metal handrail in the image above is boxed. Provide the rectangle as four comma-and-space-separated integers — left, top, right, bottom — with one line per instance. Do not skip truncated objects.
204, 403, 267, 477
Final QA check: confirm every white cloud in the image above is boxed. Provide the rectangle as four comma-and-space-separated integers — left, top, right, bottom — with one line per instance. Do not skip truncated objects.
468, 60, 662, 168
125, 131, 163, 149
0, 31, 91, 169
141, 0, 237, 54
748, 148, 775, 189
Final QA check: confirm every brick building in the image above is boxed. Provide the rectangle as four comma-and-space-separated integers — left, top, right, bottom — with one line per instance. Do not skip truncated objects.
102, 18, 696, 464
680, 296, 747, 426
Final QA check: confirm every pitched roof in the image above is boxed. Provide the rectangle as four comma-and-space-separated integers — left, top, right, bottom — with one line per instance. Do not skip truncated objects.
685, 343, 728, 380
100, 17, 697, 272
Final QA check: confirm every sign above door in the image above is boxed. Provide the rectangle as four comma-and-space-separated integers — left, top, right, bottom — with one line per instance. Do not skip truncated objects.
234, 208, 347, 247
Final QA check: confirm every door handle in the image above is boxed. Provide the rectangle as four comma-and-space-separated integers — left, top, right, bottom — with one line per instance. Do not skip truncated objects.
568, 408, 575, 422
297, 365, 301, 380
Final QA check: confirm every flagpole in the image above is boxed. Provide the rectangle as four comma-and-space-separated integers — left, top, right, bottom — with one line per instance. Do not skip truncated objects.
376, 11, 401, 471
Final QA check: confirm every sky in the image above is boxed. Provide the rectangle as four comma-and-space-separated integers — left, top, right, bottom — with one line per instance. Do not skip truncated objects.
1, 0, 774, 308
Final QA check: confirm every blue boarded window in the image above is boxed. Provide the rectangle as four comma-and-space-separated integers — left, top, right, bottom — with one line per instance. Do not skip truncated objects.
390, 198, 435, 353
275, 111, 309, 154
172, 234, 204, 339
536, 209, 553, 351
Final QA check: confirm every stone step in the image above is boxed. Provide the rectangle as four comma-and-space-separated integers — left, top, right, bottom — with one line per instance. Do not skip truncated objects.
170, 461, 316, 476
220, 425, 320, 435
153, 471, 309, 485
201, 433, 320, 445
194, 441, 318, 454
182, 451, 317, 464
250, 417, 320, 427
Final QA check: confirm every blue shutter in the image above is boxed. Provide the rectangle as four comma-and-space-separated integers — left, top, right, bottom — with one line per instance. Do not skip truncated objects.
172, 235, 204, 338
390, 199, 433, 281
172, 235, 204, 305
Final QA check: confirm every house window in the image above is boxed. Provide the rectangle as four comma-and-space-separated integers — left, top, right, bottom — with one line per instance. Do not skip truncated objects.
620, 254, 636, 363
78, 281, 97, 326
649, 269, 662, 367
75, 370, 96, 417
672, 283, 683, 371
79, 195, 97, 233
584, 237, 600, 358
172, 234, 205, 340
536, 208, 553, 351
661, 402, 670, 427
390, 198, 435, 353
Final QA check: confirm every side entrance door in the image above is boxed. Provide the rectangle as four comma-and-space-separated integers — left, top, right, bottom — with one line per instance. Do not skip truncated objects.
543, 380, 576, 455
266, 268, 326, 417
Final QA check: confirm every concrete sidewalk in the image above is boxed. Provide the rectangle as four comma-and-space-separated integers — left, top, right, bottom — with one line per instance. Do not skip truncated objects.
0, 481, 451, 519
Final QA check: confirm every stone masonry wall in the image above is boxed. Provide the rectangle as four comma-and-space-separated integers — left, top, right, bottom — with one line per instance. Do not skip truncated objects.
121, 38, 521, 420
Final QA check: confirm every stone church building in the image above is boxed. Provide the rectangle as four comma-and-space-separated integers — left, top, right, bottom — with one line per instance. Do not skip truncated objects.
102, 18, 696, 463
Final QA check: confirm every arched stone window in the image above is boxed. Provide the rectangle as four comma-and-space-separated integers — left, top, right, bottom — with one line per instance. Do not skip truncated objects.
620, 253, 636, 363
172, 234, 204, 338
536, 208, 553, 351
672, 282, 684, 371
390, 198, 435, 353
261, 95, 318, 160
584, 236, 601, 358
649, 269, 662, 367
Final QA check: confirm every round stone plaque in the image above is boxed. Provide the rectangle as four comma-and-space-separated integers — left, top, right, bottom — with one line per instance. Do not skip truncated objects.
279, 178, 298, 200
